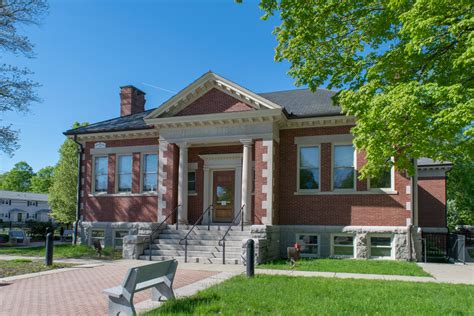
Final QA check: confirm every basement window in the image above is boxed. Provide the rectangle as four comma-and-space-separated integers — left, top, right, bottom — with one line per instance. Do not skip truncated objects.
114, 230, 129, 249
90, 229, 105, 247
296, 234, 319, 257
332, 235, 355, 258
369, 235, 393, 259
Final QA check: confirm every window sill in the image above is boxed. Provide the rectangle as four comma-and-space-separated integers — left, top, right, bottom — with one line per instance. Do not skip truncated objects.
89, 192, 158, 197
294, 190, 398, 196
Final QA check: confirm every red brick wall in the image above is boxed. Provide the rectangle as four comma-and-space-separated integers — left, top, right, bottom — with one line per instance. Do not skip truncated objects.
82, 138, 158, 222
176, 88, 253, 116
278, 126, 412, 226
187, 145, 243, 224
418, 177, 446, 227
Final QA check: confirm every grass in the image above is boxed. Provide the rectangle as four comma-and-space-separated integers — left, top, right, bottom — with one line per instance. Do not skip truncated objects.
258, 258, 430, 276
0, 244, 121, 260
468, 248, 474, 258
145, 275, 474, 315
0, 259, 75, 278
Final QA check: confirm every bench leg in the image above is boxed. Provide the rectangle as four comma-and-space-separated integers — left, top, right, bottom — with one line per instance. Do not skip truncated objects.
108, 296, 136, 316
151, 283, 175, 301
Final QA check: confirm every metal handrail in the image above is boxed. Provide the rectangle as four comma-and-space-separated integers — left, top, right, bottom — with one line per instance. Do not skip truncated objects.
218, 204, 245, 264
179, 204, 213, 263
148, 204, 181, 261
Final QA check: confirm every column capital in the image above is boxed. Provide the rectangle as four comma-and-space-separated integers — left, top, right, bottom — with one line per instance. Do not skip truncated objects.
240, 139, 253, 146
176, 141, 188, 149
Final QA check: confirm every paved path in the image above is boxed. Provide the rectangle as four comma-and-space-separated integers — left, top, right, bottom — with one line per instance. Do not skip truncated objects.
0, 260, 219, 316
257, 263, 474, 284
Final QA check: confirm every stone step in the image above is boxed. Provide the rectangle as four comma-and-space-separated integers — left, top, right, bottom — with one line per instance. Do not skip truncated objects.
154, 239, 242, 246
166, 224, 252, 231
157, 234, 247, 241
149, 244, 241, 253
143, 249, 241, 258
160, 229, 251, 237
138, 255, 242, 265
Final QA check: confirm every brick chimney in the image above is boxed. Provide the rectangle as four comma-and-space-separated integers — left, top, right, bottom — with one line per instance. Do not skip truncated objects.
120, 85, 146, 116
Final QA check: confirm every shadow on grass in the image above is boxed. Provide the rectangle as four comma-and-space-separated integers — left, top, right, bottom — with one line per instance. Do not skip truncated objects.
154, 294, 221, 315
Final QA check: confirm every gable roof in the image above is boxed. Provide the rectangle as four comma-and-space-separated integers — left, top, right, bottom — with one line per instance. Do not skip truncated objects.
64, 72, 341, 136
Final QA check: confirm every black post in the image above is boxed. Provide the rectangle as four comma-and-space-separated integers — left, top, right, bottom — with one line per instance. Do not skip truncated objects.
45, 227, 54, 266
246, 239, 254, 277
208, 206, 211, 231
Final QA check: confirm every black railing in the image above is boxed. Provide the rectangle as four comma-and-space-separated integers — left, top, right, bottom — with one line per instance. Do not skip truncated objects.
148, 204, 181, 261
179, 204, 213, 263
218, 204, 245, 264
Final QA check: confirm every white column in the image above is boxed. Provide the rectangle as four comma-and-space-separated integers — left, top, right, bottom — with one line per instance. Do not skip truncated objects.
177, 142, 188, 224
240, 139, 252, 224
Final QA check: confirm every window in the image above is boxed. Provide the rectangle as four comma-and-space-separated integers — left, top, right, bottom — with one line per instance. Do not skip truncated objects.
298, 146, 320, 190
332, 235, 355, 257
27, 201, 38, 207
333, 145, 355, 189
0, 213, 4, 218
94, 156, 108, 193
370, 235, 393, 258
0, 199, 11, 205
91, 230, 105, 247
296, 234, 319, 257
117, 155, 132, 192
370, 168, 393, 190
114, 230, 129, 249
188, 171, 196, 193
142, 154, 158, 192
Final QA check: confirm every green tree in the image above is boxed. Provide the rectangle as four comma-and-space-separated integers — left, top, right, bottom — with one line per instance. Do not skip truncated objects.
258, 0, 473, 177
0, 161, 34, 191
49, 122, 88, 223
446, 162, 474, 230
0, 0, 48, 155
30, 166, 54, 193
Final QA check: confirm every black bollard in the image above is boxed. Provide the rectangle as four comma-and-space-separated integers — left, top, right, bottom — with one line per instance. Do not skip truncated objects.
246, 239, 255, 277
45, 227, 53, 266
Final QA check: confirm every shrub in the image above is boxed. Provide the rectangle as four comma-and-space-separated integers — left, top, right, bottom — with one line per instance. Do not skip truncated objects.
25, 221, 55, 239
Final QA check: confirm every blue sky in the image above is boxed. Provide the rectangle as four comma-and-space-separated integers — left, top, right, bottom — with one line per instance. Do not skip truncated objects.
0, 0, 300, 173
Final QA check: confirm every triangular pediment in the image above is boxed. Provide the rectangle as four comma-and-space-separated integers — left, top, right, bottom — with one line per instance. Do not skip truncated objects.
145, 72, 281, 120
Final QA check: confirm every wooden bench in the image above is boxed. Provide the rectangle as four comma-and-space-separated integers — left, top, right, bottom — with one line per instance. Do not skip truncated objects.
103, 260, 178, 316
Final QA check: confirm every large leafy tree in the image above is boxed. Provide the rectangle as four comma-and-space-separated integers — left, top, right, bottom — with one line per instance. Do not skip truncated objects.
0, 0, 48, 155
258, 0, 473, 177
30, 165, 54, 193
446, 162, 474, 229
49, 122, 88, 223
0, 161, 34, 191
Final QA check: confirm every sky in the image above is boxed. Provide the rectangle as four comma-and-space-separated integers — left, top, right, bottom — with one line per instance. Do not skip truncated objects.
0, 0, 300, 173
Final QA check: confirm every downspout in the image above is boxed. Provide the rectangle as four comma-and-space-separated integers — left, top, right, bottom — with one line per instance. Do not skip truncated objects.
409, 158, 418, 261
72, 135, 84, 245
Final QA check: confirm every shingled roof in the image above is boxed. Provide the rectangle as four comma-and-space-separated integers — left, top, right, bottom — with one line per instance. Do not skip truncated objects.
64, 88, 341, 136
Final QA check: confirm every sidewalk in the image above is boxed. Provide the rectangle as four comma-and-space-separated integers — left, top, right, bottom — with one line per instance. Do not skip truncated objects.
257, 263, 474, 285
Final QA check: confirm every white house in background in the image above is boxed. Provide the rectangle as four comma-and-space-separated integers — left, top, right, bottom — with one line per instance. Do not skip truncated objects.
0, 190, 52, 223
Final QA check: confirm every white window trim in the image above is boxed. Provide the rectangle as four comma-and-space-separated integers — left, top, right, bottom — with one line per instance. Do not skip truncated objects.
116, 154, 133, 194
141, 152, 158, 193
368, 234, 394, 259
330, 233, 355, 258
368, 162, 396, 193
92, 155, 108, 194
296, 144, 321, 193
295, 233, 320, 258
113, 229, 130, 249
188, 171, 197, 196
331, 143, 357, 192
89, 229, 105, 247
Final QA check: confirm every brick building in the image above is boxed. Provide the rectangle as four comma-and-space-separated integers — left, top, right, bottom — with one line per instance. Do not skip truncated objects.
65, 72, 450, 262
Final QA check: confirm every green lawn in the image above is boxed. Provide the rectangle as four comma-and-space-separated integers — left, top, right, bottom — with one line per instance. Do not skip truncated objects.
0, 259, 75, 278
258, 258, 430, 276
0, 244, 121, 260
145, 275, 473, 315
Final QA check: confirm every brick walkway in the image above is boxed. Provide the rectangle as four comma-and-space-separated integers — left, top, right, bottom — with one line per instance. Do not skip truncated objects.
0, 260, 218, 316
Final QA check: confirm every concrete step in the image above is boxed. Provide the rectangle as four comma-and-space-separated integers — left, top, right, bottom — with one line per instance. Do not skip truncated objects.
158, 234, 247, 241
160, 229, 251, 237
143, 249, 241, 258
166, 224, 252, 231
149, 244, 241, 253
154, 239, 242, 247
138, 255, 242, 265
